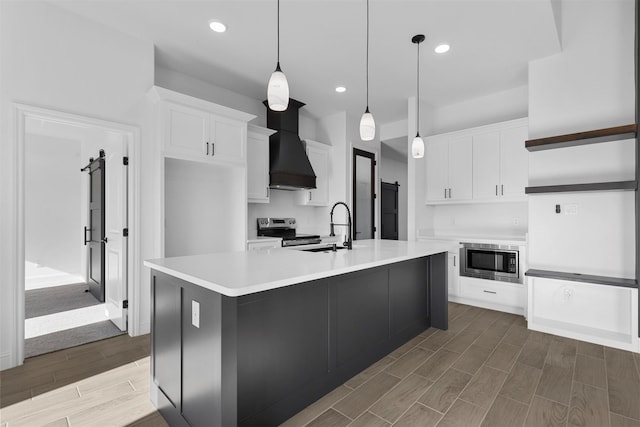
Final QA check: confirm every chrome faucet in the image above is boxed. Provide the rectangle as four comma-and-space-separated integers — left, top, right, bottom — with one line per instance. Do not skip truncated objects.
329, 202, 353, 250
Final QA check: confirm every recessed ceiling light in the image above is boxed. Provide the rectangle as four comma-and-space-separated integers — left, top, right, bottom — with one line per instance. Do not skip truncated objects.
435, 44, 450, 54
335, 86, 346, 93
209, 20, 227, 33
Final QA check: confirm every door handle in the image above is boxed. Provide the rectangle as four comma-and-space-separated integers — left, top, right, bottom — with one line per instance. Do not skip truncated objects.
84, 226, 90, 245
101, 237, 108, 244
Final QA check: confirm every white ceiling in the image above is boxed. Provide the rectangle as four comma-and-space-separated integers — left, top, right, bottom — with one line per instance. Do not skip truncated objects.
50, 0, 560, 127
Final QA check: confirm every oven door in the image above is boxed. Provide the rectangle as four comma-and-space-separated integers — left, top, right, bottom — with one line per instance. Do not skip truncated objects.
460, 244, 521, 283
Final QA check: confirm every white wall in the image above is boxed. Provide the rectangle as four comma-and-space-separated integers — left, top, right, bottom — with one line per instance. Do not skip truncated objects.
165, 158, 246, 256
431, 203, 528, 239
380, 145, 408, 240
430, 85, 528, 135
527, 0, 635, 275
25, 134, 83, 280
0, 1, 154, 369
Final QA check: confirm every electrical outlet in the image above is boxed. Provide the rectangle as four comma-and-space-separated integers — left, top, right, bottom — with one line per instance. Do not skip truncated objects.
512, 217, 519, 226
192, 300, 200, 328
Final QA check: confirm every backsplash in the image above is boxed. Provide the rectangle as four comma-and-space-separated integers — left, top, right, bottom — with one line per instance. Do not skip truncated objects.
247, 190, 328, 237
429, 202, 528, 238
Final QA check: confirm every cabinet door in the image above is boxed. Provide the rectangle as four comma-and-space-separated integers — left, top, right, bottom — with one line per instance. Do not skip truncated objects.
152, 274, 182, 408
306, 144, 329, 206
448, 252, 460, 297
247, 132, 270, 203
165, 103, 209, 157
472, 132, 501, 200
210, 115, 245, 164
448, 136, 473, 201
499, 126, 529, 198
425, 138, 449, 202
298, 141, 330, 206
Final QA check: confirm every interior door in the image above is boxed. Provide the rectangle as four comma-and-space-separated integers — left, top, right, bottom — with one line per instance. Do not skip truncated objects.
104, 135, 128, 331
381, 182, 399, 240
353, 148, 375, 240
86, 153, 105, 302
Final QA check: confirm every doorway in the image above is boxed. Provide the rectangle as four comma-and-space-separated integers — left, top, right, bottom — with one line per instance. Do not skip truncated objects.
353, 148, 376, 240
22, 115, 129, 358
381, 181, 399, 240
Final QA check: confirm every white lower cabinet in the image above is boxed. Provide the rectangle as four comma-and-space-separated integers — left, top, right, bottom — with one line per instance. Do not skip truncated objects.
528, 277, 639, 351
247, 239, 282, 251
454, 276, 526, 315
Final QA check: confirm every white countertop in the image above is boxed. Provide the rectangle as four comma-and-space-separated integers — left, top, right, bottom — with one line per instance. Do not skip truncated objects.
418, 235, 527, 247
144, 239, 451, 297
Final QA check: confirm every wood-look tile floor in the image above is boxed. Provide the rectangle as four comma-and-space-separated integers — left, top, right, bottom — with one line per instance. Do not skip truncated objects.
281, 303, 640, 427
1, 304, 639, 427
0, 334, 168, 427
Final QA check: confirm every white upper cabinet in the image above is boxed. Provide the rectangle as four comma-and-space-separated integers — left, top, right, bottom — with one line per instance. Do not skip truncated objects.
425, 135, 472, 202
247, 125, 276, 203
297, 140, 330, 206
499, 125, 529, 198
425, 118, 528, 204
472, 120, 528, 201
153, 86, 255, 166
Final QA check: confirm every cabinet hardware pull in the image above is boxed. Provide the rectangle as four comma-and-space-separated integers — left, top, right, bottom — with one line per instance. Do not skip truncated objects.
211, 142, 215, 156
496, 185, 498, 196
448, 188, 452, 198
453, 255, 456, 267
206, 142, 209, 155
501, 184, 504, 195
309, 191, 312, 202
483, 290, 497, 294
84, 226, 90, 245
444, 188, 447, 199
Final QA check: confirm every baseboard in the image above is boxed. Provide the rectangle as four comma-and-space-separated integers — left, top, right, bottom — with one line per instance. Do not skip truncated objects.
449, 295, 525, 317
0, 351, 14, 371
137, 321, 151, 336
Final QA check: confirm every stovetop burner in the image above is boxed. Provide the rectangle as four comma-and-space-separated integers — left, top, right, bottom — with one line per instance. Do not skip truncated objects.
257, 218, 321, 246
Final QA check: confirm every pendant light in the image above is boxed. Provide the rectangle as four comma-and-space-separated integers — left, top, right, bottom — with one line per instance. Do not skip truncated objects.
411, 34, 425, 158
359, 0, 375, 141
267, 0, 289, 111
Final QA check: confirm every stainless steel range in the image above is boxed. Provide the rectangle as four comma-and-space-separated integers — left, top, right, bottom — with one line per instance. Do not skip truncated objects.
257, 218, 321, 247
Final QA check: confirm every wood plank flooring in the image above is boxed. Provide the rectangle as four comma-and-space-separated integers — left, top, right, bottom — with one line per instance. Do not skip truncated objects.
1, 303, 639, 427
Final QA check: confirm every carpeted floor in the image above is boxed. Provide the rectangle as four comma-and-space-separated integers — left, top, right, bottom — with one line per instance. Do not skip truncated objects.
25, 283, 99, 319
25, 283, 124, 358
25, 321, 124, 358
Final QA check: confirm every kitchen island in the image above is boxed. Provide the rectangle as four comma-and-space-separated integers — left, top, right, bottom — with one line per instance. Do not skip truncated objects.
144, 239, 451, 427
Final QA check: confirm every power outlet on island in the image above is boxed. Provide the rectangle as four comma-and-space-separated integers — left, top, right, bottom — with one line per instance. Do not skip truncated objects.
192, 300, 200, 328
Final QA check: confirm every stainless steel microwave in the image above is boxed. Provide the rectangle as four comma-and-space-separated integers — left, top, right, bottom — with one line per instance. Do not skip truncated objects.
460, 242, 522, 284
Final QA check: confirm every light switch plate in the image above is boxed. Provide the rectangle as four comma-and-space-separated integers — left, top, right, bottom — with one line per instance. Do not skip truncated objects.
192, 300, 200, 328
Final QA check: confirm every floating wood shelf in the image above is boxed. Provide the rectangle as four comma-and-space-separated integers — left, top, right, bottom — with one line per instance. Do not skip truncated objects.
525, 124, 637, 151
525, 269, 638, 289
525, 180, 637, 194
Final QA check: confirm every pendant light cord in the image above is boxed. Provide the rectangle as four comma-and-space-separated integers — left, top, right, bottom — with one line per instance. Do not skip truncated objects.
277, 0, 280, 63
416, 39, 420, 136
366, 0, 369, 109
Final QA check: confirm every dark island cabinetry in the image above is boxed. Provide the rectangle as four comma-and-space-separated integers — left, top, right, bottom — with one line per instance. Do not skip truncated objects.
150, 252, 447, 427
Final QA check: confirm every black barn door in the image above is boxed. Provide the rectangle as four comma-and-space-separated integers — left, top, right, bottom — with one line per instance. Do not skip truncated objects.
83, 151, 106, 302
381, 181, 399, 240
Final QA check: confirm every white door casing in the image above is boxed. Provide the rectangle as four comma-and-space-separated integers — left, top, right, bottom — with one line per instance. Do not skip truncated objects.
104, 132, 128, 331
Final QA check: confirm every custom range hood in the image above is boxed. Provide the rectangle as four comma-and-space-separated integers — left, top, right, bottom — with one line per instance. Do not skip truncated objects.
264, 99, 316, 190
